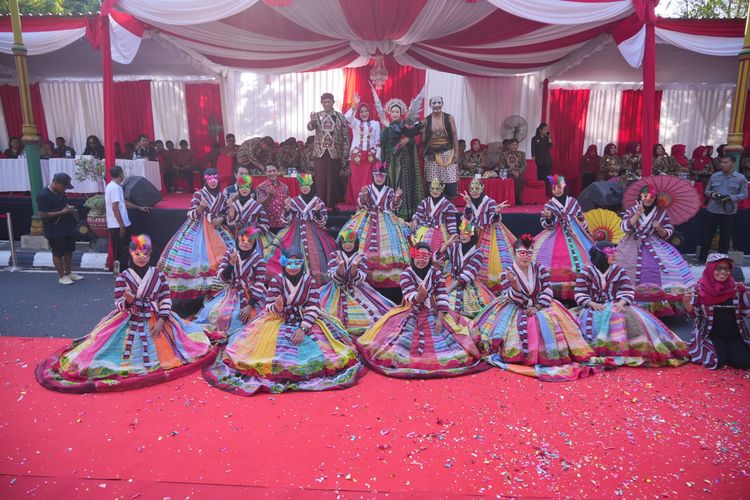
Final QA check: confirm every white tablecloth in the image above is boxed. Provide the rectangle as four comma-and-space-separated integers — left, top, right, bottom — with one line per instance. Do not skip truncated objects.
0, 158, 161, 193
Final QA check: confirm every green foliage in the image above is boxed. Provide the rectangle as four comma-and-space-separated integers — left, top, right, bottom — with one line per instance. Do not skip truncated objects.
83, 194, 105, 216
674, 0, 748, 19
0, 0, 101, 15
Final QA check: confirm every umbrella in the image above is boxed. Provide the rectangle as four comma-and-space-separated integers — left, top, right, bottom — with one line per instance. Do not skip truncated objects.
584, 209, 624, 244
577, 181, 624, 212
623, 176, 702, 226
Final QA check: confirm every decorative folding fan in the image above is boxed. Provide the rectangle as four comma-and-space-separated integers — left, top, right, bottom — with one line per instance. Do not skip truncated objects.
584, 208, 624, 244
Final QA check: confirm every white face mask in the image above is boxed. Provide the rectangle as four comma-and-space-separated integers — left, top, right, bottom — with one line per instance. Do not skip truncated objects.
430, 98, 443, 113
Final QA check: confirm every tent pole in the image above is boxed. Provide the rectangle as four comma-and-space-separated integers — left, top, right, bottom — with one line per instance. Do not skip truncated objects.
641, 1, 657, 178
725, 2, 750, 166
100, 10, 115, 270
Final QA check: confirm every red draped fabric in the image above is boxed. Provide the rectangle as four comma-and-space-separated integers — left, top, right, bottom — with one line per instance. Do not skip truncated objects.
342, 55, 426, 117
112, 80, 154, 150
617, 89, 662, 154
185, 82, 225, 167
0, 83, 49, 142
548, 88, 590, 182
339, 0, 428, 40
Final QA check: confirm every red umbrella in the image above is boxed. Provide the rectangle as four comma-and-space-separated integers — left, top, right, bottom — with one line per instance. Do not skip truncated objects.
623, 176, 702, 226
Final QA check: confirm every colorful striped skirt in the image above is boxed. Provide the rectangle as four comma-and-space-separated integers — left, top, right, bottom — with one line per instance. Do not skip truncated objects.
476, 223, 516, 292
192, 287, 262, 342
266, 219, 336, 286
534, 221, 594, 300
318, 281, 395, 336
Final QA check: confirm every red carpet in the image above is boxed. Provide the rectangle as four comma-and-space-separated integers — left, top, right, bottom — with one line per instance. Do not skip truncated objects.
2, 337, 748, 497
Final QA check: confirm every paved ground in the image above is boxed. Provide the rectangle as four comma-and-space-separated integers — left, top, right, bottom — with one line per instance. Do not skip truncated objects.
0, 269, 695, 340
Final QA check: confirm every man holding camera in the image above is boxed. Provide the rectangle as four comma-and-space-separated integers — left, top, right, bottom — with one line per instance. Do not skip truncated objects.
699, 156, 748, 264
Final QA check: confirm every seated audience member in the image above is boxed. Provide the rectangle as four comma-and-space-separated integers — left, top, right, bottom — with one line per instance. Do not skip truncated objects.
4, 136, 24, 158
39, 140, 56, 159
300, 136, 315, 172
599, 143, 621, 180
580, 145, 600, 189
166, 140, 199, 191
82, 135, 105, 160
221, 133, 240, 156
255, 164, 290, 232
670, 144, 690, 176
500, 138, 527, 202
124, 143, 135, 160
275, 137, 300, 173
54, 137, 76, 158
133, 134, 156, 160
207, 142, 222, 169
462, 138, 487, 177
713, 145, 727, 171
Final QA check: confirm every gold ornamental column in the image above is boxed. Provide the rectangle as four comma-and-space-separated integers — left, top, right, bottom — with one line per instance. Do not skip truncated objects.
725, 5, 750, 167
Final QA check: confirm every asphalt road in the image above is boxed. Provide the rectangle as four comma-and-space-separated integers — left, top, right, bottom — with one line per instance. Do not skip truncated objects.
0, 269, 695, 341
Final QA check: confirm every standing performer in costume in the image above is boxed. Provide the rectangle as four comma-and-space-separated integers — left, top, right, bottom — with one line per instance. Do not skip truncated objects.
435, 219, 494, 318
533, 175, 594, 301
616, 185, 694, 316
574, 241, 688, 367
357, 242, 485, 378
461, 176, 514, 291
307, 93, 350, 209
345, 93, 380, 206
225, 174, 269, 234
319, 229, 395, 336
193, 226, 266, 341
410, 178, 458, 254
267, 173, 336, 286
37, 235, 215, 393
158, 168, 235, 300
204, 247, 364, 396
474, 234, 596, 382
683, 254, 750, 369
339, 162, 410, 288
422, 96, 459, 200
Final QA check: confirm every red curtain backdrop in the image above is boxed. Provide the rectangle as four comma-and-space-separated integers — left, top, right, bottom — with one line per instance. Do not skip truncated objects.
112, 80, 154, 152
617, 89, 663, 153
185, 82, 225, 167
342, 55, 426, 118
0, 83, 49, 142
548, 88, 590, 180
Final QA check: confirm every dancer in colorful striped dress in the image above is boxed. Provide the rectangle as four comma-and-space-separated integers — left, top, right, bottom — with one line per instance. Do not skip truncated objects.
339, 162, 410, 288
410, 178, 458, 254
225, 174, 269, 234
357, 242, 485, 378
158, 168, 235, 299
474, 234, 595, 382
193, 226, 267, 342
266, 174, 336, 286
435, 219, 494, 318
574, 241, 688, 366
461, 176, 515, 291
319, 229, 394, 336
616, 185, 694, 316
204, 248, 365, 396
683, 254, 750, 369
37, 235, 215, 392
533, 175, 594, 301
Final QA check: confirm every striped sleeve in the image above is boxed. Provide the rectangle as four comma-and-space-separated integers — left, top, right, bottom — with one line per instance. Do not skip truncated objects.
458, 250, 481, 285
217, 250, 233, 282
314, 202, 328, 228
434, 246, 449, 266
739, 286, 750, 318
187, 191, 202, 221
400, 269, 419, 304
659, 211, 674, 239
281, 204, 295, 225
327, 252, 343, 283
445, 206, 458, 234
614, 267, 634, 303
226, 201, 239, 227
621, 206, 638, 232
249, 254, 267, 304
574, 269, 592, 308
114, 273, 128, 311
433, 268, 450, 312
265, 276, 283, 313
352, 256, 368, 286
537, 265, 553, 308
539, 202, 555, 229
155, 270, 172, 318
301, 278, 321, 331
411, 200, 426, 226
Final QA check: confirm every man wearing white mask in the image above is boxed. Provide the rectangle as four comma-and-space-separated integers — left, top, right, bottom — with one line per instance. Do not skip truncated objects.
422, 96, 459, 200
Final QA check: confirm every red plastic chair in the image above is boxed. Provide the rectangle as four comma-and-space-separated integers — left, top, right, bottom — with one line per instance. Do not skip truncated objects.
217, 154, 235, 187
524, 159, 547, 205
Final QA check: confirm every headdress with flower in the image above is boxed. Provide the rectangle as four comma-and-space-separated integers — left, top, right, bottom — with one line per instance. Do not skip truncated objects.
129, 234, 152, 258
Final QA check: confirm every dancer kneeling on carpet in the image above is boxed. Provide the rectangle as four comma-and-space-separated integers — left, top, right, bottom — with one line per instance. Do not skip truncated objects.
533, 175, 594, 301
158, 168, 235, 300
319, 229, 394, 336
435, 218, 494, 318
683, 253, 750, 370
357, 242, 485, 378
37, 235, 215, 393
266, 173, 336, 286
461, 175, 514, 291
574, 241, 688, 367
204, 247, 365, 396
339, 162, 410, 288
474, 234, 596, 382
410, 178, 458, 254
616, 184, 694, 316
193, 226, 266, 342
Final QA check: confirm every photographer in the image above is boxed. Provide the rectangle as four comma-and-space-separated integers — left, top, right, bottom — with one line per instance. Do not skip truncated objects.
37, 173, 83, 285
699, 156, 748, 264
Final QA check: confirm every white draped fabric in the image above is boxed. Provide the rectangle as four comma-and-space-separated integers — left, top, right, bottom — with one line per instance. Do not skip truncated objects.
656, 28, 744, 58
116, 0, 259, 25
0, 28, 86, 56
486, 0, 633, 24
150, 81, 190, 144
658, 87, 734, 152
582, 87, 622, 155
221, 68, 345, 143
0, 99, 8, 151
39, 81, 104, 154
425, 70, 542, 154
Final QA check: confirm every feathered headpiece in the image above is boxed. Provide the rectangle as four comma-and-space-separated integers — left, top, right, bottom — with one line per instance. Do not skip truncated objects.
459, 218, 476, 236
640, 184, 656, 197
129, 234, 152, 256
339, 228, 357, 244
237, 174, 253, 189
518, 233, 534, 249
237, 225, 259, 244
469, 175, 483, 193
372, 162, 388, 175
547, 174, 566, 188
430, 177, 444, 192
297, 173, 314, 187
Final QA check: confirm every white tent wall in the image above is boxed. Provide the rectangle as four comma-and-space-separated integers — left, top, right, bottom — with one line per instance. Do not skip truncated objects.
0, 99, 7, 151
658, 86, 734, 153
40, 81, 104, 154
582, 86, 622, 154
150, 80, 190, 146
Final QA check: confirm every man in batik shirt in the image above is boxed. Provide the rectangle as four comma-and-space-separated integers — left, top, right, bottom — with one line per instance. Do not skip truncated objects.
499, 138, 527, 204
307, 92, 350, 210
236, 136, 274, 174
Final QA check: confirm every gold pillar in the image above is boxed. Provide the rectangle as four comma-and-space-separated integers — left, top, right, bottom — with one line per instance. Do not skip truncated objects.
726, 4, 750, 166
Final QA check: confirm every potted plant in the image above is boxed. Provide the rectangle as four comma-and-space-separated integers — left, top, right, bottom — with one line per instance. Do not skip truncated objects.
75, 157, 109, 238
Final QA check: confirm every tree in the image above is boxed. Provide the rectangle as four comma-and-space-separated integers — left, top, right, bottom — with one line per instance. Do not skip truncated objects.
673, 0, 748, 19
0, 0, 101, 15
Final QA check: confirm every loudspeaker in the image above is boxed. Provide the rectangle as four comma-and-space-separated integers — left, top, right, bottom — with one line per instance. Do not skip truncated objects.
122, 175, 162, 207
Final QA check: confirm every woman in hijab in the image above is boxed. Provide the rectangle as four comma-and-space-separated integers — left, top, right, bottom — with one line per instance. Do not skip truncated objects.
37, 235, 215, 392
690, 146, 713, 185
410, 177, 458, 254
653, 143, 679, 175
683, 253, 750, 369
205, 246, 365, 396
158, 168, 235, 299
575, 241, 688, 366
621, 142, 642, 183
345, 96, 381, 205
357, 242, 485, 378
669, 144, 690, 176
599, 143, 622, 181
580, 144, 601, 189
463, 138, 487, 176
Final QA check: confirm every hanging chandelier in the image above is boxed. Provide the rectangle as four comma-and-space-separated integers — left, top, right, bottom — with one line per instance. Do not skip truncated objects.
369, 55, 388, 91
